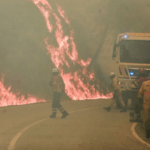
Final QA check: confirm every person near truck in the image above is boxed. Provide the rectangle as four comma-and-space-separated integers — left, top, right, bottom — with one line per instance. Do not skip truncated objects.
104, 72, 127, 112
138, 80, 150, 138
49, 68, 69, 119
133, 68, 150, 88
133, 68, 150, 121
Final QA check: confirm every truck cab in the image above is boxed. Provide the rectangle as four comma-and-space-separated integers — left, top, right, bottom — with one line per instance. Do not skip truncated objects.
112, 33, 150, 106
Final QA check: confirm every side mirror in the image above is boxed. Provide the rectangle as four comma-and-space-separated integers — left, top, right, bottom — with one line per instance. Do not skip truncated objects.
112, 42, 118, 59
112, 42, 120, 63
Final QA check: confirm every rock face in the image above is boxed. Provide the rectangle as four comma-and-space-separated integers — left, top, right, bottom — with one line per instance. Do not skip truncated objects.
0, 0, 150, 101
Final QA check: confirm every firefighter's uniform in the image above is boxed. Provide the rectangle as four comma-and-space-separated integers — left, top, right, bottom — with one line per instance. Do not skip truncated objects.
104, 73, 126, 112
138, 80, 150, 127
109, 77, 126, 109
50, 71, 69, 118
134, 77, 150, 114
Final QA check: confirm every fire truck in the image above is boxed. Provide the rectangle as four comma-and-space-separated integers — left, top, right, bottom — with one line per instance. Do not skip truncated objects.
112, 33, 150, 107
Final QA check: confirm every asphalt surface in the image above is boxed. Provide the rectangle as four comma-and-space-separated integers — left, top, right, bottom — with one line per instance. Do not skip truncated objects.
135, 123, 150, 145
0, 99, 150, 150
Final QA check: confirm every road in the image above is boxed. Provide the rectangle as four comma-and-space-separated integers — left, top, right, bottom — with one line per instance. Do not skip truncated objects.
0, 100, 150, 150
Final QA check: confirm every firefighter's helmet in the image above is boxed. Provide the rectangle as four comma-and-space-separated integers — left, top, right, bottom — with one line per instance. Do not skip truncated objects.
52, 68, 58, 72
110, 72, 115, 78
139, 67, 145, 73
52, 68, 59, 75
138, 68, 147, 77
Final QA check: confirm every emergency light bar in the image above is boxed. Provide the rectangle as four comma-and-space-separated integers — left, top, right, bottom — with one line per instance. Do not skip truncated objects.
123, 35, 129, 39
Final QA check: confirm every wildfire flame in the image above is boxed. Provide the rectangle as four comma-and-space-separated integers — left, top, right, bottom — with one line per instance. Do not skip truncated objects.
0, 0, 112, 107
31, 0, 112, 100
0, 74, 46, 107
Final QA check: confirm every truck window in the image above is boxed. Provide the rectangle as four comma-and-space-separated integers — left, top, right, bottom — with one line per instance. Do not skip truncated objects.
120, 40, 150, 64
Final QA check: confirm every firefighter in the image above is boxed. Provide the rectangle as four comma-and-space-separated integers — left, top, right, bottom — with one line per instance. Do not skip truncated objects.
104, 72, 127, 112
133, 68, 150, 121
138, 80, 150, 138
49, 68, 69, 118
133, 68, 149, 88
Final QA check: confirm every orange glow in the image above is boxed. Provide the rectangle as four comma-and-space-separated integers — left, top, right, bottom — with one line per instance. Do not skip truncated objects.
32, 0, 112, 100
0, 74, 46, 107
31, 0, 112, 100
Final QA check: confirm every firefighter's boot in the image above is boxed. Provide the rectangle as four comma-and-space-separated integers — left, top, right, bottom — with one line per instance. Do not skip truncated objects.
145, 118, 150, 138
146, 129, 150, 139
61, 110, 69, 118
59, 107, 69, 118
104, 107, 111, 112
120, 107, 127, 112
50, 112, 56, 118
50, 108, 57, 118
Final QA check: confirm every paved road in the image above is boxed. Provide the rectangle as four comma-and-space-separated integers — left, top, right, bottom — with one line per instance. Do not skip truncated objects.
0, 100, 150, 150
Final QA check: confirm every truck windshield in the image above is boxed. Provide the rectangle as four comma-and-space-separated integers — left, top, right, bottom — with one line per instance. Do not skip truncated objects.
120, 40, 150, 63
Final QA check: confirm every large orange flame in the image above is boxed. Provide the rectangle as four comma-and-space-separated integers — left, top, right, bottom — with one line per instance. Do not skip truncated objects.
31, 0, 112, 100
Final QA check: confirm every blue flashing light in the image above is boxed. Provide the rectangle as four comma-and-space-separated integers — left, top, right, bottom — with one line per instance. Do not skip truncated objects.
129, 72, 134, 76
123, 34, 128, 39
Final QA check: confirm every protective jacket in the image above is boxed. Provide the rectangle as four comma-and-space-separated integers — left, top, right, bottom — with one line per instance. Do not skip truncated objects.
138, 80, 150, 126
109, 77, 125, 108
111, 77, 121, 91
134, 77, 150, 115
50, 75, 65, 93
138, 80, 150, 105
